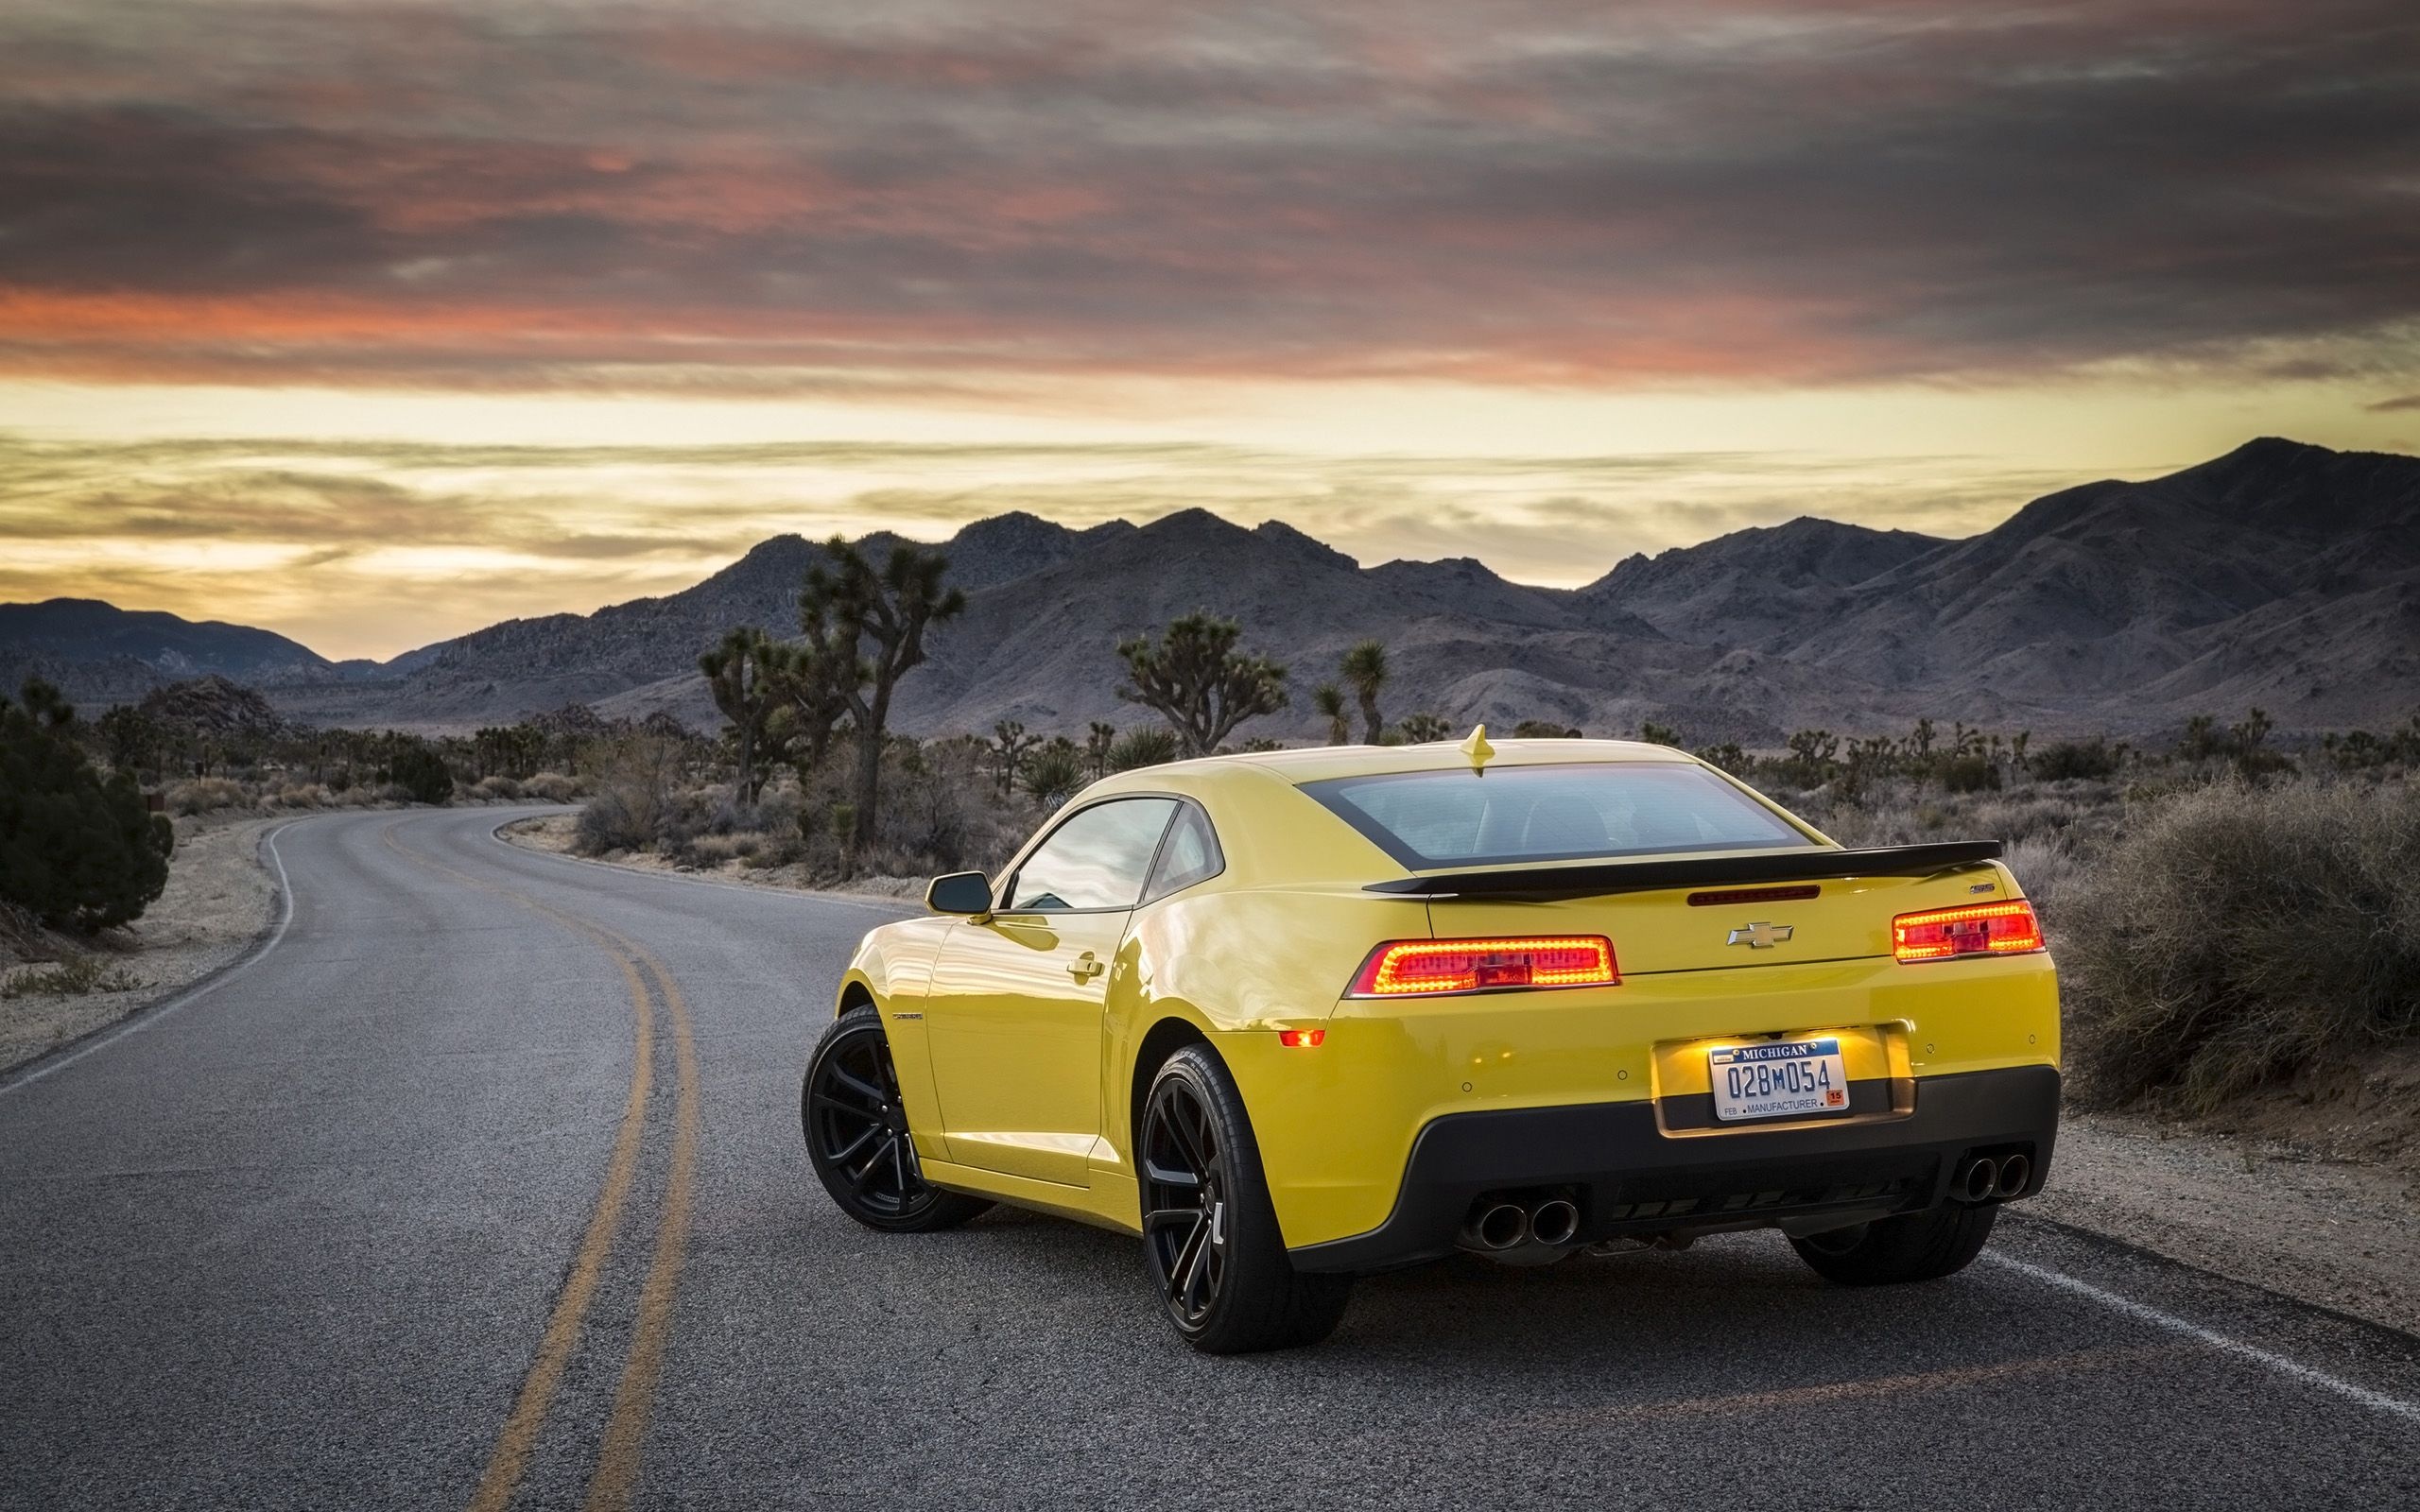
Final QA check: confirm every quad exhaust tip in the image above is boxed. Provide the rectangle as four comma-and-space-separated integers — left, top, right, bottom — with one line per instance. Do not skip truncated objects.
1529, 1198, 1581, 1247
1959, 1156, 1999, 1203
1467, 1202, 1529, 1251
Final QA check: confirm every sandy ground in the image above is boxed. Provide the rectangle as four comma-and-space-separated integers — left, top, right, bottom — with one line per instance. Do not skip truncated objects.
0, 815, 284, 1074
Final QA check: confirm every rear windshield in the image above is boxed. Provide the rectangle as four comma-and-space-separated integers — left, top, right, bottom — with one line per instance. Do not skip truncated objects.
1301, 763, 1812, 868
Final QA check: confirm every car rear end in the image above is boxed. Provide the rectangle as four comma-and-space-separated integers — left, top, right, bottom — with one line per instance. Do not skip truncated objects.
1243, 746, 2059, 1274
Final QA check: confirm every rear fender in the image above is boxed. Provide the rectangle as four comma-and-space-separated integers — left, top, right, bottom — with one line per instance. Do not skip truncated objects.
1104, 885, 1430, 1187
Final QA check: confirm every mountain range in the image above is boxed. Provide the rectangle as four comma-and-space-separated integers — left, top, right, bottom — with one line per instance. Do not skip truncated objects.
7, 438, 2414, 744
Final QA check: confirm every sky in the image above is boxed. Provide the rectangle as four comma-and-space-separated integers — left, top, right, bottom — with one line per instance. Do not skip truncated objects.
3, 0, 2416, 660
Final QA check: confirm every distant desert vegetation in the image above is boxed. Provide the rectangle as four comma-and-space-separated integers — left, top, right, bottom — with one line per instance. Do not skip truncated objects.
6, 436, 2418, 1150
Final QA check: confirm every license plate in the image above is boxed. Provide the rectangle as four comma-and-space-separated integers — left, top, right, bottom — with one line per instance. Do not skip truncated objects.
1708, 1038, 1851, 1123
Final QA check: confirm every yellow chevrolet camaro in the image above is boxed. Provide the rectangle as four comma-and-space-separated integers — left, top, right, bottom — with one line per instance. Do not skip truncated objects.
801, 733, 2059, 1352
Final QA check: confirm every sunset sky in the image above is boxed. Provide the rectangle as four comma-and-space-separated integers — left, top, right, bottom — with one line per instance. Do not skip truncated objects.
4, 0, 2415, 660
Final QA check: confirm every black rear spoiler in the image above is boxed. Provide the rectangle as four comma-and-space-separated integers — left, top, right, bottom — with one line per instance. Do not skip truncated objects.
1361, 840, 2004, 900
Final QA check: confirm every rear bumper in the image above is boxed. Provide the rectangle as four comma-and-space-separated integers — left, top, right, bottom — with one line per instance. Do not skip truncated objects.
1287, 1064, 2059, 1274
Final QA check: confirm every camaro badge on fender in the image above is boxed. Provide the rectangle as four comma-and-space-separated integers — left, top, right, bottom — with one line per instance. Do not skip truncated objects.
1727, 921, 1794, 949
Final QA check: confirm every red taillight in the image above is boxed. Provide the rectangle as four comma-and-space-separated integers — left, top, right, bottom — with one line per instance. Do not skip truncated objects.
1346, 936, 1617, 997
1892, 900, 2045, 963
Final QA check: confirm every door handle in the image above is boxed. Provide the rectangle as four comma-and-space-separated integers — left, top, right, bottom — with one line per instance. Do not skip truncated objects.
1065, 952, 1106, 982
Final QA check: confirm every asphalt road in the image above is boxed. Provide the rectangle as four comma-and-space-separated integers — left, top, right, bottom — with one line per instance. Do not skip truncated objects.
4, 807, 2417, 1511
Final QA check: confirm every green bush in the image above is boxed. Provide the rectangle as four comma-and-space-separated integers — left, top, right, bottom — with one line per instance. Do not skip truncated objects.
1107, 727, 1180, 772
2031, 738, 2119, 782
2063, 779, 2420, 1110
0, 680, 175, 931
1022, 746, 1086, 808
1939, 753, 2000, 793
389, 743, 455, 805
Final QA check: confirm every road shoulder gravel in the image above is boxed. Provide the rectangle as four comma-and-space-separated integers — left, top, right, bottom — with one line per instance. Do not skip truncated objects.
1, 814, 285, 1074
2031, 1110, 2419, 1336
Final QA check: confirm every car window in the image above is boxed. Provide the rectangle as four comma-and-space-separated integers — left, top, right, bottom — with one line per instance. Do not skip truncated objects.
1300, 763, 1809, 868
1142, 803, 1223, 903
1006, 798, 1179, 911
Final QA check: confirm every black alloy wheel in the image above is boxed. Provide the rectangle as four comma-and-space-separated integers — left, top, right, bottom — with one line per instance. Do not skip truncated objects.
1142, 1071, 1231, 1329
802, 1005, 989, 1233
1138, 1045, 1351, 1352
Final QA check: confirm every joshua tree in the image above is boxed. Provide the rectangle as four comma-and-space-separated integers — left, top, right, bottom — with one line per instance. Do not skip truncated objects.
1785, 728, 1839, 784
770, 629, 861, 779
1340, 640, 1389, 745
1084, 721, 1118, 781
1312, 683, 1350, 745
1115, 613, 1288, 757
801, 538, 965, 847
1694, 740, 1747, 775
1395, 711, 1452, 744
699, 627, 791, 807
989, 719, 1041, 793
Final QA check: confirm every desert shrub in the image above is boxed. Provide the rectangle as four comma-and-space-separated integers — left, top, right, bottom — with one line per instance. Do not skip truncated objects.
1939, 753, 1999, 793
389, 744, 454, 805
523, 771, 579, 802
473, 774, 524, 801
2, 953, 145, 999
577, 732, 687, 852
1999, 833, 2085, 921
2032, 738, 2119, 782
272, 782, 333, 808
2062, 779, 2420, 1110
0, 681, 175, 931
165, 777, 247, 816
1023, 746, 1087, 808
1108, 727, 1179, 772
679, 832, 764, 867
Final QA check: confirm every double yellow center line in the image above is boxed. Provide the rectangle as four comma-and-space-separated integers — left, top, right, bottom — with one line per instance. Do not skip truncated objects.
378, 824, 700, 1512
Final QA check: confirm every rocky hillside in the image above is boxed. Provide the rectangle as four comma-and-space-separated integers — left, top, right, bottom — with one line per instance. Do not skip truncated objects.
0, 599, 340, 709
598, 439, 2420, 742
9, 439, 2414, 741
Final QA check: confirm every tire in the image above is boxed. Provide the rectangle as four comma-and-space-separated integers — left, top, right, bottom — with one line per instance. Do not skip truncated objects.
1789, 1203, 1998, 1285
1138, 1044, 1352, 1353
802, 1004, 990, 1233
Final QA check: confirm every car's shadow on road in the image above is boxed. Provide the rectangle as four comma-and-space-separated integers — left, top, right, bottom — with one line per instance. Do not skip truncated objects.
884, 1202, 2101, 1393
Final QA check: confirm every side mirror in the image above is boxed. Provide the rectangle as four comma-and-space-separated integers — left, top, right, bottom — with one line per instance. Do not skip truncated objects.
926, 871, 994, 917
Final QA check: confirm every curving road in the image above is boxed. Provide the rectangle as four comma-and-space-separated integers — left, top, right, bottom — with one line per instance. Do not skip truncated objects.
3, 807, 2416, 1510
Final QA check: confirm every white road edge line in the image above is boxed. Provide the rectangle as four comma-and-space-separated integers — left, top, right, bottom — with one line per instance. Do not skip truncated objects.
0, 820, 301, 1096
1984, 1252, 2420, 1422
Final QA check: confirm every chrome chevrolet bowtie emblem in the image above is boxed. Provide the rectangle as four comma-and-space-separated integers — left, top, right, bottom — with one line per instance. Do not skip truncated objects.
1727, 921, 1794, 949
